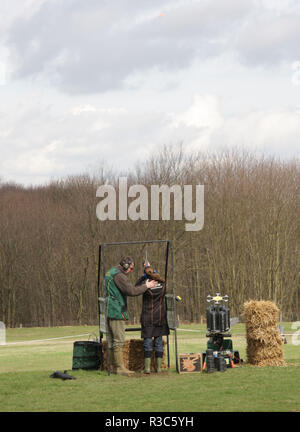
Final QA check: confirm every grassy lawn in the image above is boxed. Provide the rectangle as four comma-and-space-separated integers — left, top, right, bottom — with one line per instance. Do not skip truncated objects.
0, 323, 299, 412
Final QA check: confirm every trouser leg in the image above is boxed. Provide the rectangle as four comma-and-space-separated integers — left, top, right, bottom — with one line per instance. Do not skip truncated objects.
107, 319, 133, 376
153, 336, 163, 357
107, 319, 125, 349
144, 337, 153, 354
154, 336, 163, 372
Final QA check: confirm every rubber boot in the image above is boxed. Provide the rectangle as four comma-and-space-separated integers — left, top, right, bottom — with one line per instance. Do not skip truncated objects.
144, 357, 151, 374
156, 357, 162, 373
113, 348, 134, 376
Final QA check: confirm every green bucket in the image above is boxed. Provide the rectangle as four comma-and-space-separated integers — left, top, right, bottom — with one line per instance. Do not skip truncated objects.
72, 341, 102, 370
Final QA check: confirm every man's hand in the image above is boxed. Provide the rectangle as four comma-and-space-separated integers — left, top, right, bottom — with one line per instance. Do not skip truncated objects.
146, 279, 158, 289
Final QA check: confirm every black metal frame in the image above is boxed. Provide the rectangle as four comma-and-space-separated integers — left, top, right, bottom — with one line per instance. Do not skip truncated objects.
97, 240, 179, 375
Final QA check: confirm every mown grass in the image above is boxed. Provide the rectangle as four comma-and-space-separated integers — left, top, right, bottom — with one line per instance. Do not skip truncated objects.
0, 324, 299, 412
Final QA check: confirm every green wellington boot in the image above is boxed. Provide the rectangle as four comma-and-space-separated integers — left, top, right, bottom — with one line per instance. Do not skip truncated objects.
156, 357, 162, 373
144, 357, 151, 374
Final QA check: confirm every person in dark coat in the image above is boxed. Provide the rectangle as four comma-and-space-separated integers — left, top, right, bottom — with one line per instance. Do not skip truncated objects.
136, 261, 170, 373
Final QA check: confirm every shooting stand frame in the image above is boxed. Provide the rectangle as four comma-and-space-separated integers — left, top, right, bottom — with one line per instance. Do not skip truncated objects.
97, 240, 179, 375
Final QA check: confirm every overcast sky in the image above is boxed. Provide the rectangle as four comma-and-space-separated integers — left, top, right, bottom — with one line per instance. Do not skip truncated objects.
0, 0, 300, 186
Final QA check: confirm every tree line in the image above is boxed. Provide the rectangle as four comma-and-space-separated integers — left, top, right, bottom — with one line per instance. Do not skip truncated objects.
0, 147, 299, 327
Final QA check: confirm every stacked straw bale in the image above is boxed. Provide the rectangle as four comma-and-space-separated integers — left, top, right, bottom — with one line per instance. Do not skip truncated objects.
101, 339, 167, 372
243, 300, 286, 367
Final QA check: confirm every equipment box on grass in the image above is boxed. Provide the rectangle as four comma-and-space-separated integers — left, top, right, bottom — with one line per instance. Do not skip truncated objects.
179, 353, 203, 373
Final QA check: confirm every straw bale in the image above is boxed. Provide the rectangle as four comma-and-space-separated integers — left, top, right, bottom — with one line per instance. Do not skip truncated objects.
101, 339, 167, 372
243, 300, 286, 367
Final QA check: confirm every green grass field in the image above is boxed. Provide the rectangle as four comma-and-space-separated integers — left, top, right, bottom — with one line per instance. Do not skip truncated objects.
0, 323, 299, 412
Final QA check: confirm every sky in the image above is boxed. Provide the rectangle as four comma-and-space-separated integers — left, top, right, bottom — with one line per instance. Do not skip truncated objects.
0, 0, 300, 187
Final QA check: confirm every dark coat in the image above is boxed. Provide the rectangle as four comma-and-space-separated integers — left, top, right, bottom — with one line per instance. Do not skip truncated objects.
136, 275, 170, 338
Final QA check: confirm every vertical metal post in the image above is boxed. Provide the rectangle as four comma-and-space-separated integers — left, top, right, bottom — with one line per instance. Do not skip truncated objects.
164, 241, 169, 283
97, 244, 104, 370
165, 241, 170, 368
169, 240, 179, 373
174, 329, 178, 373
101, 245, 110, 376
166, 335, 170, 368
97, 244, 102, 341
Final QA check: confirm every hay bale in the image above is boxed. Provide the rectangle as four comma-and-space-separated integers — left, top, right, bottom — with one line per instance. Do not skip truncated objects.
243, 300, 286, 367
101, 339, 167, 372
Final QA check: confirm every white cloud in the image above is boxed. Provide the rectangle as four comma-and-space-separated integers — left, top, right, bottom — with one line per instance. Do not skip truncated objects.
169, 93, 300, 157
2, 0, 253, 93
291, 61, 300, 86
173, 94, 224, 129
0, 1, 299, 186
4, 0, 300, 94
71, 104, 97, 115
1, 91, 299, 186
216, 109, 300, 156
235, 14, 300, 66
257, 0, 299, 14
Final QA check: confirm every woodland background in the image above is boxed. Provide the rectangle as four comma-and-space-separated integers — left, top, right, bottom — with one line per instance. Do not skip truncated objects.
0, 147, 299, 327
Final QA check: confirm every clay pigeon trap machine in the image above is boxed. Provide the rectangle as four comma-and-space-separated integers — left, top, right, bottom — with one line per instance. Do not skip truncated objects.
203, 293, 241, 368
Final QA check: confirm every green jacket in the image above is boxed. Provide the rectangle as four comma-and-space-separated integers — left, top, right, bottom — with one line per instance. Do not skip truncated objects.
105, 267, 129, 320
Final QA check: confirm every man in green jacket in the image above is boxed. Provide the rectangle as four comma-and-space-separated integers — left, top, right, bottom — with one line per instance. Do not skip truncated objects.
105, 256, 157, 376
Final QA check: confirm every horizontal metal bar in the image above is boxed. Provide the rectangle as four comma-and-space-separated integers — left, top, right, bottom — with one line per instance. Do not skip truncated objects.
125, 327, 141, 332
206, 332, 232, 337
100, 240, 169, 247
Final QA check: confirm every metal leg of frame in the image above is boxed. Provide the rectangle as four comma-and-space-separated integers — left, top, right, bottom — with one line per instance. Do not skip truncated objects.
97, 244, 105, 371
101, 246, 111, 376
169, 241, 179, 373
165, 241, 170, 369
166, 335, 170, 368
